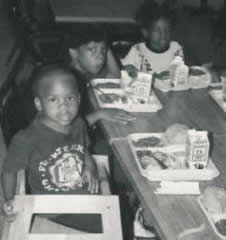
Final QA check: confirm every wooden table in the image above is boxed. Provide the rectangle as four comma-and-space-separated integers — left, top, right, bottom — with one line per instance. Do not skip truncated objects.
49, 0, 143, 23
89, 86, 226, 240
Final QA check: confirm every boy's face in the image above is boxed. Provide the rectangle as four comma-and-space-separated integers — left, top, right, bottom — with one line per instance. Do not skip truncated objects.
35, 73, 80, 131
146, 17, 171, 52
72, 41, 107, 76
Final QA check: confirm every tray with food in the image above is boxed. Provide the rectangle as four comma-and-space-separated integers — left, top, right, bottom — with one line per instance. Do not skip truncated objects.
198, 187, 226, 239
154, 70, 190, 92
128, 124, 219, 181
94, 88, 162, 113
132, 146, 219, 181
154, 66, 211, 92
90, 78, 121, 89
202, 63, 223, 87
209, 89, 226, 112
189, 66, 211, 89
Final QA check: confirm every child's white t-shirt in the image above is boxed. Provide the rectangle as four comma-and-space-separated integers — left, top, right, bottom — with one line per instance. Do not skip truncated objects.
122, 41, 184, 73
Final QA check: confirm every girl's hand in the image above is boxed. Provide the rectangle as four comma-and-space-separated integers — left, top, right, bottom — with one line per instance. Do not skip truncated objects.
2, 200, 17, 222
99, 109, 136, 124
82, 164, 99, 194
123, 64, 138, 78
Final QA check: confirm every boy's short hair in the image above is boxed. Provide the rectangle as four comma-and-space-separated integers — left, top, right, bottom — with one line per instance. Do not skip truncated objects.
31, 63, 79, 97
136, 0, 174, 29
68, 24, 107, 49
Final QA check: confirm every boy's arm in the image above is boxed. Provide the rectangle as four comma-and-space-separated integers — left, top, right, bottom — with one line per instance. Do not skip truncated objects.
83, 152, 99, 194
2, 171, 17, 202
1, 132, 29, 215
1, 171, 18, 221
85, 109, 136, 126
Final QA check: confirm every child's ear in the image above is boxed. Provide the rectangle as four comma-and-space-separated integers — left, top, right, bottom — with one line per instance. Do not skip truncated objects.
69, 48, 78, 59
34, 97, 42, 112
141, 27, 149, 39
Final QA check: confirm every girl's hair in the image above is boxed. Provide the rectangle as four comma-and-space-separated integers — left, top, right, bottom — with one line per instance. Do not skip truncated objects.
135, 0, 174, 29
31, 63, 79, 97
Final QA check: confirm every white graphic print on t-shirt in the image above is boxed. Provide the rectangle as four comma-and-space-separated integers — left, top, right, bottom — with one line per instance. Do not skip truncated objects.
38, 144, 84, 192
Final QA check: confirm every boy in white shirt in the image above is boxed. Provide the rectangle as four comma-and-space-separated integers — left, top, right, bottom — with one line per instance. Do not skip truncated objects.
123, 1, 183, 76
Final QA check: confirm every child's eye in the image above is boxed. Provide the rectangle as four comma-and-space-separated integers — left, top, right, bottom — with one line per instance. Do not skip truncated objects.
48, 97, 56, 103
89, 47, 97, 54
67, 96, 76, 101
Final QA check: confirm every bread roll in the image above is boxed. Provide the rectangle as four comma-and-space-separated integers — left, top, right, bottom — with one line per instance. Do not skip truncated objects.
165, 124, 189, 144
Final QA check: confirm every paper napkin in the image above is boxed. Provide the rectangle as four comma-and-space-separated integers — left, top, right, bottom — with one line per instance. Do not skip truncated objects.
155, 181, 200, 195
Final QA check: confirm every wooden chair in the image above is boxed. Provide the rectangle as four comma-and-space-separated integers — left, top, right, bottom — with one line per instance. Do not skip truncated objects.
1, 155, 123, 240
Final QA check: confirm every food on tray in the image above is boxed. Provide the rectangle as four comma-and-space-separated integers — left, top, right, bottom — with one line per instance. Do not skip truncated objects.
190, 67, 206, 76
203, 186, 226, 214
136, 150, 186, 170
99, 91, 151, 105
138, 152, 162, 170
99, 93, 128, 104
215, 219, 226, 236
132, 136, 164, 148
95, 82, 121, 89
164, 124, 189, 144
155, 71, 170, 80
188, 66, 210, 88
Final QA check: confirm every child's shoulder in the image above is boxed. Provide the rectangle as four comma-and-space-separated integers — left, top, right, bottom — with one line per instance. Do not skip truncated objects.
131, 42, 146, 51
10, 121, 39, 146
170, 41, 183, 50
72, 117, 88, 131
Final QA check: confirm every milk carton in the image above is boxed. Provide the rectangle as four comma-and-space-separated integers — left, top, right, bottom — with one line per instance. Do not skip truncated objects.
170, 56, 189, 88
132, 72, 153, 103
186, 130, 210, 169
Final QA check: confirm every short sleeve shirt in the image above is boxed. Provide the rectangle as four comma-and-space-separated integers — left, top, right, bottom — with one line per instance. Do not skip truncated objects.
3, 117, 90, 194
122, 41, 184, 73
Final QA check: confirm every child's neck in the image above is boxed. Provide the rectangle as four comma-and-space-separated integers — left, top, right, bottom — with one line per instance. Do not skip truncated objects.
145, 42, 170, 54
38, 115, 72, 135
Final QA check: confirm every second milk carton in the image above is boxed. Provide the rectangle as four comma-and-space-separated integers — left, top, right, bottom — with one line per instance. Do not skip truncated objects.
186, 129, 210, 169
169, 56, 189, 88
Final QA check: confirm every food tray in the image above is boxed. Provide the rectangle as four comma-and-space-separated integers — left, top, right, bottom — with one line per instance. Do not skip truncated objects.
128, 133, 219, 181
198, 195, 226, 239
94, 88, 162, 113
154, 66, 211, 92
202, 64, 222, 87
154, 79, 190, 92
209, 89, 226, 112
90, 78, 121, 89
135, 153, 219, 181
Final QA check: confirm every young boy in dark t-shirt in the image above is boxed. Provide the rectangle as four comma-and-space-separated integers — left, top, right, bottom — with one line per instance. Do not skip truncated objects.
2, 64, 101, 232
67, 24, 135, 126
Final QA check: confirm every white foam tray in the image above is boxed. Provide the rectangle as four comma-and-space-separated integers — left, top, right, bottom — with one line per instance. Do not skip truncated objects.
197, 195, 226, 239
90, 78, 121, 88
94, 88, 162, 113
154, 66, 211, 92
209, 89, 226, 112
128, 133, 219, 181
